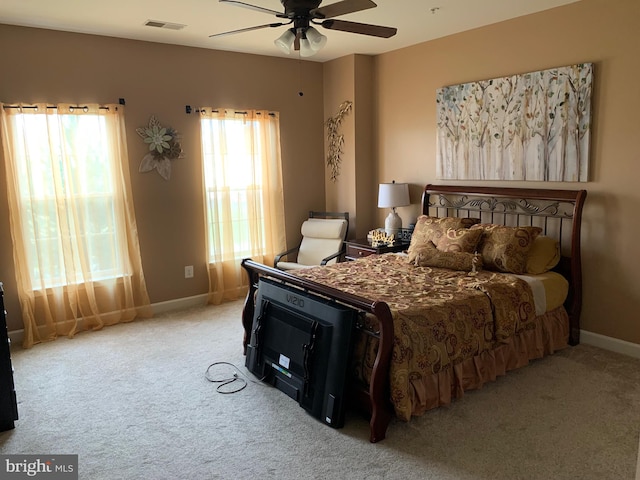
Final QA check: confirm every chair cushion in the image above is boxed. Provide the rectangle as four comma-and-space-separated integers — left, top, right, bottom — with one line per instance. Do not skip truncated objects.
276, 218, 347, 268
275, 261, 316, 271
289, 218, 346, 266
301, 218, 348, 239
297, 237, 344, 266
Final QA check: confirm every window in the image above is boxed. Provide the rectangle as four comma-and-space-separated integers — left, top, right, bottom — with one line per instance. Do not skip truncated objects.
1, 103, 151, 347
6, 107, 125, 289
201, 116, 265, 260
199, 108, 286, 303
200, 110, 283, 262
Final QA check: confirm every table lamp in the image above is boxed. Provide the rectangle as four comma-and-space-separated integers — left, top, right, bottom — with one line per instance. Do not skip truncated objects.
377, 181, 410, 235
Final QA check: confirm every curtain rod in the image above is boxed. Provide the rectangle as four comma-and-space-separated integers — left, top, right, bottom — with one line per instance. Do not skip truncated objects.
3, 99, 125, 111
3, 105, 113, 111
185, 105, 275, 116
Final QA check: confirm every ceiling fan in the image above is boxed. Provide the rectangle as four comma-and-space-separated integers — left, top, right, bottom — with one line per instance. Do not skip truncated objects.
210, 0, 397, 57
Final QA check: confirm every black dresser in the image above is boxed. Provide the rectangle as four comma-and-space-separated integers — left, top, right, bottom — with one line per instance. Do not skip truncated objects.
0, 283, 18, 431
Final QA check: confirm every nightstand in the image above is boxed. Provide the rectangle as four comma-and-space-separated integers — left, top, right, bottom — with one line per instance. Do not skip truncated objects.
344, 238, 410, 261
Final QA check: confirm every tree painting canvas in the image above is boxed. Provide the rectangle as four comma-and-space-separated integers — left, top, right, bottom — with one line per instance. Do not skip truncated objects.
436, 63, 592, 182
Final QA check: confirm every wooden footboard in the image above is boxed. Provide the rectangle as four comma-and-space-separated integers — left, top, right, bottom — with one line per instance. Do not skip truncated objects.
240, 258, 394, 443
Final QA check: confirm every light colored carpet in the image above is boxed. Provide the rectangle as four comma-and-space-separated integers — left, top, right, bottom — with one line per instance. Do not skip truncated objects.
1, 300, 639, 480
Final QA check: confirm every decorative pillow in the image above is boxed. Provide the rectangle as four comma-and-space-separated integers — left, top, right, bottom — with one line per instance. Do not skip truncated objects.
407, 215, 480, 259
471, 224, 542, 274
435, 227, 483, 253
526, 235, 561, 274
409, 241, 483, 272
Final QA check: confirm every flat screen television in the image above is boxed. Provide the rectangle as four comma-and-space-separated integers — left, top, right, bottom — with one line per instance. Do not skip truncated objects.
245, 277, 357, 428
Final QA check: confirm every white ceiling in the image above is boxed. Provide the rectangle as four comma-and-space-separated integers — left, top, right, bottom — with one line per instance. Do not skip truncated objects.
0, 0, 580, 63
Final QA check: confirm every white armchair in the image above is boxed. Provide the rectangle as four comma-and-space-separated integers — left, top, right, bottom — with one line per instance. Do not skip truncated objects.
275, 212, 349, 270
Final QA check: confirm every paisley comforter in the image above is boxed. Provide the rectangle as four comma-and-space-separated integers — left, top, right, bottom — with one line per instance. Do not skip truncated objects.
292, 253, 540, 420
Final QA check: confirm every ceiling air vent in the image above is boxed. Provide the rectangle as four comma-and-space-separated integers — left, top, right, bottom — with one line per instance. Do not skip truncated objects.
144, 20, 186, 31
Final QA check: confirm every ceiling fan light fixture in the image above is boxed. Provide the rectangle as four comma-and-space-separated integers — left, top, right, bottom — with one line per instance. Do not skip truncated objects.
274, 28, 295, 54
275, 26, 326, 58
215, 0, 396, 57
305, 26, 327, 52
299, 37, 316, 57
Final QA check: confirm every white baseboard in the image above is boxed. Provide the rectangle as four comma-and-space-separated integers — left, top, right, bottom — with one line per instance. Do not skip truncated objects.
150, 293, 209, 315
581, 330, 640, 360
8, 294, 210, 346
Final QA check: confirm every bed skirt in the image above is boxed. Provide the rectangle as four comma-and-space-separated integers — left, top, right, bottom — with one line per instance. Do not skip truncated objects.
354, 306, 569, 420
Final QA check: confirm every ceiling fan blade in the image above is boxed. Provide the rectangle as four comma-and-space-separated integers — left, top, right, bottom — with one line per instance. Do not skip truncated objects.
311, 0, 377, 19
218, 0, 283, 17
209, 22, 288, 38
321, 19, 397, 38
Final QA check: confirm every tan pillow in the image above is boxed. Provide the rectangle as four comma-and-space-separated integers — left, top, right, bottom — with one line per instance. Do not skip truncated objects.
471, 224, 542, 274
409, 241, 483, 272
526, 235, 561, 274
435, 227, 483, 253
407, 215, 480, 259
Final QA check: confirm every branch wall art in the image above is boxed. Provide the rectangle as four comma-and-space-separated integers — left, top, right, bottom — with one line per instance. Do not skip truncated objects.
436, 63, 593, 182
325, 100, 353, 182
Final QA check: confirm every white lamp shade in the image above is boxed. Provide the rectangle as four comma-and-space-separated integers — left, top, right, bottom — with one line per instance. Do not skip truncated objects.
299, 38, 315, 57
305, 27, 327, 52
274, 27, 326, 57
377, 182, 410, 208
274, 29, 295, 54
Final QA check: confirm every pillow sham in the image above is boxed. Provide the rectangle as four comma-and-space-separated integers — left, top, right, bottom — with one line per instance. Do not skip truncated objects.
407, 215, 480, 259
471, 224, 542, 274
409, 240, 483, 272
435, 227, 483, 253
526, 235, 561, 274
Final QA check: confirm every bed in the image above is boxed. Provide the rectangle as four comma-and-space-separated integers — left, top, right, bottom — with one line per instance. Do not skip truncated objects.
240, 184, 587, 442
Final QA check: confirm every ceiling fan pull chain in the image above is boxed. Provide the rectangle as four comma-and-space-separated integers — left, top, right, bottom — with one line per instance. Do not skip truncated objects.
298, 57, 304, 97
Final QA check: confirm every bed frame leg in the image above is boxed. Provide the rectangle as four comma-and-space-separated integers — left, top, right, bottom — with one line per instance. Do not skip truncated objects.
569, 326, 580, 346
367, 302, 394, 443
369, 408, 392, 443
241, 259, 258, 355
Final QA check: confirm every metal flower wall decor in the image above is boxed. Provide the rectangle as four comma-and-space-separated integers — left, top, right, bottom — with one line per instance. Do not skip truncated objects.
136, 115, 184, 180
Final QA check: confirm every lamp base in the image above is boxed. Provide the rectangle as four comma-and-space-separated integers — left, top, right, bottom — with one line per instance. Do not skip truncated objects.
384, 211, 402, 236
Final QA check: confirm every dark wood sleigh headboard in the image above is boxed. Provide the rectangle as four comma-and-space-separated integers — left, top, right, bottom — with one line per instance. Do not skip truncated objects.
423, 184, 587, 345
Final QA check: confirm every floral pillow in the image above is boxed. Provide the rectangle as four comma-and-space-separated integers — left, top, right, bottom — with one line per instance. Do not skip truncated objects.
435, 227, 483, 253
407, 215, 480, 260
409, 240, 483, 272
471, 224, 542, 274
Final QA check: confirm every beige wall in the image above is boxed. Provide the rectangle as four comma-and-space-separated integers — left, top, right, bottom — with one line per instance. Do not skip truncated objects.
323, 54, 375, 239
323, 55, 356, 234
353, 55, 376, 240
372, 0, 640, 344
2, 0, 639, 346
0, 24, 325, 331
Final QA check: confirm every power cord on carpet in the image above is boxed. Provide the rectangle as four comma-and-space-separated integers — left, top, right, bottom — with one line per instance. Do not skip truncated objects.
204, 361, 267, 394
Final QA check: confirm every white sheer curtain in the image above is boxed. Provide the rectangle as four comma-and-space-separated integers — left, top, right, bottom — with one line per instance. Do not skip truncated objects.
200, 109, 286, 304
0, 103, 152, 347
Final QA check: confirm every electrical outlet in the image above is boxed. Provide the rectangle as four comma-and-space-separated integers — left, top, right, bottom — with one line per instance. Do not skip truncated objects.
184, 265, 194, 278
